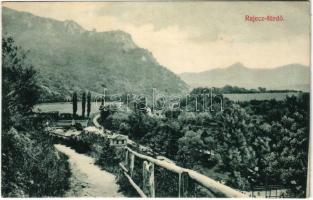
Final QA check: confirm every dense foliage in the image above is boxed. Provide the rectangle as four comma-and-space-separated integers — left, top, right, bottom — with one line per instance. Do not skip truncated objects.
101, 88, 309, 197
2, 36, 71, 197
2, 128, 71, 197
2, 37, 40, 129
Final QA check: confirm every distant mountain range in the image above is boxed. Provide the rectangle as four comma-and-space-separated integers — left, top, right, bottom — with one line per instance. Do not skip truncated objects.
3, 7, 187, 102
180, 63, 310, 92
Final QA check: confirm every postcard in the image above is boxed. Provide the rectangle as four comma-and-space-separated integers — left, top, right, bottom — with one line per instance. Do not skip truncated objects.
1, 1, 310, 198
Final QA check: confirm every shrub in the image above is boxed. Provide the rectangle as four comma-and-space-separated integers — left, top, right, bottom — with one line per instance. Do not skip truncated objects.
2, 128, 71, 197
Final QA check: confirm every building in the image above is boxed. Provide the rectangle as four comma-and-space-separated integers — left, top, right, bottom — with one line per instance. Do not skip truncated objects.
108, 134, 128, 147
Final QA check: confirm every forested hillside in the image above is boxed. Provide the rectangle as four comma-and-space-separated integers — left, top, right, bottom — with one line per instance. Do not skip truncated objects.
3, 7, 187, 102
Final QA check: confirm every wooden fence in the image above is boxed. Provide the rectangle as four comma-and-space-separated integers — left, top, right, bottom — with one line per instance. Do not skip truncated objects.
119, 146, 247, 198
49, 126, 248, 198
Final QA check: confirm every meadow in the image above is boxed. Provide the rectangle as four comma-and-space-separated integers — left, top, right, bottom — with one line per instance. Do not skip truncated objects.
34, 92, 301, 113
223, 92, 300, 102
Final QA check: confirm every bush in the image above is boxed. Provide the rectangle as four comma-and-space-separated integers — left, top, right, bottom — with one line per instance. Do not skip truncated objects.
2, 128, 71, 197
95, 140, 121, 172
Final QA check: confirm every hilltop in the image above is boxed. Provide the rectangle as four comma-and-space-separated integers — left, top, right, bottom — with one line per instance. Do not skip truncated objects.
3, 7, 188, 101
180, 62, 310, 91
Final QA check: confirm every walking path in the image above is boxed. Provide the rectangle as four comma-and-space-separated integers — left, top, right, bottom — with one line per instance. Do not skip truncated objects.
92, 113, 101, 128
55, 144, 124, 197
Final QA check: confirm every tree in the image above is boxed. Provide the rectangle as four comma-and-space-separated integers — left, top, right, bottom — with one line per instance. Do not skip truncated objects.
2, 36, 40, 130
87, 91, 91, 117
101, 96, 104, 106
82, 92, 86, 118
96, 139, 119, 167
214, 104, 258, 190
258, 87, 266, 92
72, 92, 77, 119
176, 130, 204, 169
2, 36, 70, 197
141, 120, 182, 158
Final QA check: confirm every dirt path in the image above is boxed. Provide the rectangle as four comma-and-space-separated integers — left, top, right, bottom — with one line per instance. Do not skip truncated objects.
54, 144, 124, 197
92, 113, 101, 128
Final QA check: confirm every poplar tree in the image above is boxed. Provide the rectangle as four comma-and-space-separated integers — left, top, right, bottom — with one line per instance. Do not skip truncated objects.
72, 92, 77, 119
87, 91, 91, 117
82, 92, 86, 118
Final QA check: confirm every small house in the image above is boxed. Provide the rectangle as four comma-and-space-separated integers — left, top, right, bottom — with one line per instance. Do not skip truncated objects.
108, 134, 128, 147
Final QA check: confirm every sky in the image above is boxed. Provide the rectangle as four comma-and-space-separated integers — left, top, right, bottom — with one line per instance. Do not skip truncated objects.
3, 1, 311, 73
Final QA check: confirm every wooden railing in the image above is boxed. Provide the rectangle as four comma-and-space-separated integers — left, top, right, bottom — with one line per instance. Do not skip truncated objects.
119, 146, 247, 198
49, 126, 248, 198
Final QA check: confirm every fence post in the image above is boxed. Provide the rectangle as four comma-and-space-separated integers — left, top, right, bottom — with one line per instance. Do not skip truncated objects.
179, 172, 189, 197
130, 152, 135, 177
143, 161, 146, 194
178, 173, 182, 197
125, 149, 129, 166
150, 163, 155, 197
143, 161, 155, 197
